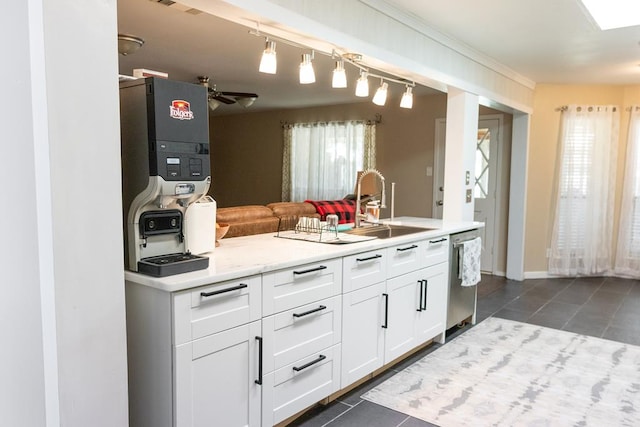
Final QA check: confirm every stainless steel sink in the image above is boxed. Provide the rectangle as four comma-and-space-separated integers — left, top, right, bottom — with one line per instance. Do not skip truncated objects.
342, 224, 435, 239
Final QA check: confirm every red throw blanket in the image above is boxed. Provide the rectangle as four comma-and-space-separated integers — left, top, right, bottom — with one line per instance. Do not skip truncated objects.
305, 200, 357, 224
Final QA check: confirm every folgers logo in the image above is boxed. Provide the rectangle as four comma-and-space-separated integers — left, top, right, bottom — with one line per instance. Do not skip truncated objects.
169, 100, 194, 120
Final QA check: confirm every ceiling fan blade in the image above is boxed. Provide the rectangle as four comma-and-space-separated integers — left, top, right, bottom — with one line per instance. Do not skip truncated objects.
220, 91, 259, 99
211, 93, 236, 104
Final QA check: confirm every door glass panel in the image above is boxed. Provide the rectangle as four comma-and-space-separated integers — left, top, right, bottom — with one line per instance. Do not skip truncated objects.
475, 128, 490, 199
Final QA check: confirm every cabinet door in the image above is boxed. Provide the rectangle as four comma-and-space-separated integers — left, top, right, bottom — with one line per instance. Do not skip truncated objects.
174, 320, 262, 427
415, 263, 448, 345
341, 282, 385, 387
384, 270, 422, 362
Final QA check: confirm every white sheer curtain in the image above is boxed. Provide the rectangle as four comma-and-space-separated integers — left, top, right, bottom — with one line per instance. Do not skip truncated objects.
615, 107, 640, 278
281, 121, 375, 202
549, 105, 619, 276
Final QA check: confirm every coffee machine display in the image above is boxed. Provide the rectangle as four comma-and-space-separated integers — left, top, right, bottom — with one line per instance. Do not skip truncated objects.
120, 77, 212, 277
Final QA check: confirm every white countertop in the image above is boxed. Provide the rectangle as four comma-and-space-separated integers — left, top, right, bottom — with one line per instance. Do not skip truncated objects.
124, 217, 483, 292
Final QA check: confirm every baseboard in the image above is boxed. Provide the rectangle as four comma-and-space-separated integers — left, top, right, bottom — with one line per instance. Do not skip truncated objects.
524, 271, 554, 279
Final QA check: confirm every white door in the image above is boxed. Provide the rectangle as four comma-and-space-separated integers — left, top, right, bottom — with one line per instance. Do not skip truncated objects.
433, 116, 502, 273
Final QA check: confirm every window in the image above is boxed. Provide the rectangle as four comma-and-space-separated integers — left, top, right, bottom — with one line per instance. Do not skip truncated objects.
549, 105, 619, 276
615, 107, 640, 277
282, 121, 375, 201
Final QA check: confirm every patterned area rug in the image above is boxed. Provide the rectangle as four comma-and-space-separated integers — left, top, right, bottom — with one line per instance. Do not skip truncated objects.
362, 317, 640, 426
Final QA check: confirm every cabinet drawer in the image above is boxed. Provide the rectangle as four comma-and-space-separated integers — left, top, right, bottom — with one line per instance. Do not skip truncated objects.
386, 240, 422, 278
343, 249, 386, 292
262, 258, 342, 316
262, 344, 341, 426
173, 275, 262, 345
263, 295, 341, 372
423, 235, 449, 266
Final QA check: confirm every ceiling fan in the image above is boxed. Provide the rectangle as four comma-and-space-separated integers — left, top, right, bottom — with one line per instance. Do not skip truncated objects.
197, 76, 258, 110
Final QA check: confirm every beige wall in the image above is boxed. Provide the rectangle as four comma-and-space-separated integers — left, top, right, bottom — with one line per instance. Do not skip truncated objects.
525, 84, 640, 273
210, 93, 448, 216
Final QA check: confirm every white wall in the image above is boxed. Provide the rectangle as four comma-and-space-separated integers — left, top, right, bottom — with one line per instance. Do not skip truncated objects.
2, 2, 51, 425
3, 0, 129, 425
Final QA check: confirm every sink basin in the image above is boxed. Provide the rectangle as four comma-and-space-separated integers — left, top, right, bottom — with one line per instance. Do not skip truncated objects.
343, 224, 435, 239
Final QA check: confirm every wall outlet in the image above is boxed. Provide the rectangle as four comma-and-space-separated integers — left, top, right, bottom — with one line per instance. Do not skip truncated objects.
465, 171, 471, 185
426, 166, 433, 177
465, 189, 472, 203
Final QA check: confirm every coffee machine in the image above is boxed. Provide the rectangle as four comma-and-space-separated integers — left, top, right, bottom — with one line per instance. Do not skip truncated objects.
120, 77, 211, 277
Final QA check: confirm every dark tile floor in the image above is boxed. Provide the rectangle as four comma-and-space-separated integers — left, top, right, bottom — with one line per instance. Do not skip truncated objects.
289, 274, 640, 427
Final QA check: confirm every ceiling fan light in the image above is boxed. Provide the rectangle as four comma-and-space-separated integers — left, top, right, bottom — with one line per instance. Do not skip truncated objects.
299, 53, 316, 84
208, 98, 221, 111
259, 40, 277, 74
400, 86, 413, 109
355, 71, 369, 97
332, 59, 347, 88
372, 81, 388, 106
235, 96, 257, 108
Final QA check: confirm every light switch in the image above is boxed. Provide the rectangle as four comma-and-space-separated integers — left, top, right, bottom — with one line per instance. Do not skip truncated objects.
465, 171, 470, 185
426, 166, 433, 177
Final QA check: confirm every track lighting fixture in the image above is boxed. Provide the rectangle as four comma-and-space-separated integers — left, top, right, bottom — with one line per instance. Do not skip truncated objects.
332, 59, 347, 88
400, 85, 413, 109
355, 70, 369, 97
259, 39, 277, 74
372, 81, 388, 106
299, 52, 316, 84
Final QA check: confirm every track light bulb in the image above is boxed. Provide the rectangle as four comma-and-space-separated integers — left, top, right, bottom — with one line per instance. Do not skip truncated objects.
400, 86, 413, 109
332, 59, 347, 88
372, 81, 388, 106
299, 53, 316, 84
356, 71, 369, 97
259, 40, 277, 74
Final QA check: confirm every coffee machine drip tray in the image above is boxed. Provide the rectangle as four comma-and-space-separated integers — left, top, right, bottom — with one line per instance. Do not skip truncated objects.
138, 253, 209, 277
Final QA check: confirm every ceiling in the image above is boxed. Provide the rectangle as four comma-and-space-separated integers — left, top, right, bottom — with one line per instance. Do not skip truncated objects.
117, 0, 640, 115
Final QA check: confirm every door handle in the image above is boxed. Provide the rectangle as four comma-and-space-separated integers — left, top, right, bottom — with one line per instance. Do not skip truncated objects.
416, 280, 423, 312
436, 200, 444, 206
382, 293, 389, 329
254, 336, 263, 385
200, 283, 248, 298
422, 280, 428, 311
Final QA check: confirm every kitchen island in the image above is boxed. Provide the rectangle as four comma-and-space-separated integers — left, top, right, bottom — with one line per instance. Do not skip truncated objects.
125, 217, 482, 427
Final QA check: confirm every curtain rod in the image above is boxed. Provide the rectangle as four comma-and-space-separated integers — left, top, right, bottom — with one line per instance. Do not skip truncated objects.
281, 114, 382, 128
555, 105, 617, 112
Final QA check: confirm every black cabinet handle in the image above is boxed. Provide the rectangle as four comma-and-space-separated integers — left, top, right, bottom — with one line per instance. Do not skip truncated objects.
422, 280, 428, 311
200, 283, 248, 298
396, 244, 418, 252
254, 336, 263, 385
429, 238, 447, 244
293, 354, 326, 372
356, 254, 383, 262
382, 293, 389, 329
293, 305, 327, 318
417, 280, 424, 312
293, 265, 327, 275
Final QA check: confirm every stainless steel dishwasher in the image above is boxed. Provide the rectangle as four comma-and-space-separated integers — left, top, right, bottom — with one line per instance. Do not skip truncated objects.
447, 228, 481, 329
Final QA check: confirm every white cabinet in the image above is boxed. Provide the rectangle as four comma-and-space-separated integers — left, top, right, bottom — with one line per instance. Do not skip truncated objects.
174, 321, 262, 427
341, 236, 450, 389
261, 259, 342, 426
341, 281, 385, 386
125, 275, 262, 427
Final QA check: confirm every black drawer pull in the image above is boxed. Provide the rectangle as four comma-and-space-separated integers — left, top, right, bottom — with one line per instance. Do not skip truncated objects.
416, 280, 424, 312
293, 305, 327, 318
396, 244, 418, 252
356, 254, 383, 262
200, 283, 248, 298
382, 293, 389, 329
293, 354, 326, 372
421, 280, 428, 311
293, 265, 327, 275
429, 238, 447, 244
255, 336, 263, 385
